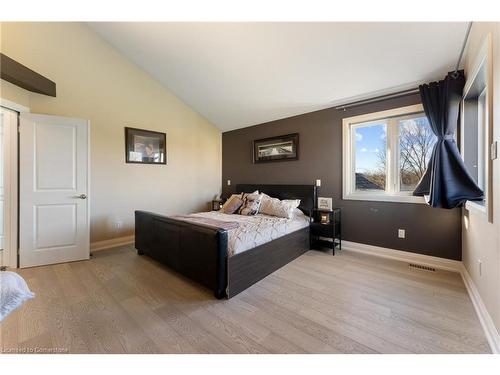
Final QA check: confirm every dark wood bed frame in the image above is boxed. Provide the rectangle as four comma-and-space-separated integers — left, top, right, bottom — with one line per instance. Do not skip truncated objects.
135, 184, 316, 299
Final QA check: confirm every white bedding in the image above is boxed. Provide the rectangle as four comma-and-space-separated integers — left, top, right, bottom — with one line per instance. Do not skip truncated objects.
190, 210, 310, 256
0, 271, 35, 322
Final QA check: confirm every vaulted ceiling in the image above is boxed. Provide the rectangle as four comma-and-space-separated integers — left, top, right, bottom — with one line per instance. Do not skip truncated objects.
89, 22, 468, 131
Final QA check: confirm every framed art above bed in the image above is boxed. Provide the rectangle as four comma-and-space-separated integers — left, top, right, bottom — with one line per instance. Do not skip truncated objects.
253, 133, 299, 163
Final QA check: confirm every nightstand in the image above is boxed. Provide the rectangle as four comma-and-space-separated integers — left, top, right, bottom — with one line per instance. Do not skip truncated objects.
309, 208, 341, 255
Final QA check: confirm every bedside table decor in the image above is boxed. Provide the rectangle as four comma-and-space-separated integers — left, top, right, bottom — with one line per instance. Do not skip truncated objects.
317, 197, 333, 210
320, 212, 330, 224
310, 208, 341, 255
211, 199, 225, 211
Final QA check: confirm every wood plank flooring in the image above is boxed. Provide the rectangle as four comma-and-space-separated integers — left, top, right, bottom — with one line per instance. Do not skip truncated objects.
0, 245, 490, 353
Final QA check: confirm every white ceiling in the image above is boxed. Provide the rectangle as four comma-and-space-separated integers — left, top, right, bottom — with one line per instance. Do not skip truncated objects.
89, 22, 468, 132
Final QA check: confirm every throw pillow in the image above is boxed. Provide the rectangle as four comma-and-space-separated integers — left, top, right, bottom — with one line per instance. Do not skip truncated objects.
220, 194, 244, 214
238, 192, 263, 216
259, 193, 301, 219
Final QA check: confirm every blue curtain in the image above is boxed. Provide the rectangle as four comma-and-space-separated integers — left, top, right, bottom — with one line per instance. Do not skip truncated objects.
413, 71, 483, 208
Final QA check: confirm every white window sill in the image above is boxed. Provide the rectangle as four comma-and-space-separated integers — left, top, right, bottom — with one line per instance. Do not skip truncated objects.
465, 200, 487, 215
343, 192, 427, 204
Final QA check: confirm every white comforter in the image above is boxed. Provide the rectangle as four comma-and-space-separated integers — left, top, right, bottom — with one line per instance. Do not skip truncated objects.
0, 271, 35, 322
189, 210, 310, 256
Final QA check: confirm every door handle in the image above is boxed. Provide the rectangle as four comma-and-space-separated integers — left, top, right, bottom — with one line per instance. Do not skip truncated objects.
75, 194, 87, 199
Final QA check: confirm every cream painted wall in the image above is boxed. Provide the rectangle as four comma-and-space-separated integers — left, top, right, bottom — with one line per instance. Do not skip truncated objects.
0, 22, 222, 243
462, 22, 500, 333
0, 80, 30, 109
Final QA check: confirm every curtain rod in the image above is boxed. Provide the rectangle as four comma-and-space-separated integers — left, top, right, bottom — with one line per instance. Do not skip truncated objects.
334, 87, 419, 111
451, 21, 473, 78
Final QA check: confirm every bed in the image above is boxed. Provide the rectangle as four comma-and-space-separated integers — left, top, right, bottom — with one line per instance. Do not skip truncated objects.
135, 184, 316, 299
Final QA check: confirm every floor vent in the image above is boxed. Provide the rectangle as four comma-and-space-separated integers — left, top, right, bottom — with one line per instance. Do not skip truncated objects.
408, 263, 436, 272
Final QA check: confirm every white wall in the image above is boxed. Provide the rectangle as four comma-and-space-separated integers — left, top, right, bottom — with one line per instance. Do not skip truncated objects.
462, 22, 500, 333
0, 22, 222, 243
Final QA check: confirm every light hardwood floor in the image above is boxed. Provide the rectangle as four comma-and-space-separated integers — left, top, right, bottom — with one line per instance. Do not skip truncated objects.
0, 245, 490, 354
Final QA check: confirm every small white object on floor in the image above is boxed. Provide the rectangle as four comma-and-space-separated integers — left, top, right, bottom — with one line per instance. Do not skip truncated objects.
0, 271, 35, 322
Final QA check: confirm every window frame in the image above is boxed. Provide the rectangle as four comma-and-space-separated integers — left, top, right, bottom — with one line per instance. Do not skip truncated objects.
342, 104, 428, 204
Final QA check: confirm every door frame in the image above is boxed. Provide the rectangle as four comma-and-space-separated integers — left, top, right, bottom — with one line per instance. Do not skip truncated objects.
0, 97, 29, 268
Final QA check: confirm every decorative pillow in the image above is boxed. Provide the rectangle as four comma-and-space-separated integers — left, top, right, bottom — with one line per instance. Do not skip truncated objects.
220, 194, 244, 214
259, 194, 301, 219
0, 271, 35, 322
238, 192, 263, 216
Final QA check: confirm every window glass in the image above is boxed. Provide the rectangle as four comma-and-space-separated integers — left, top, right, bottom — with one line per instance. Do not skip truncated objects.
398, 116, 436, 191
477, 88, 487, 192
354, 123, 387, 191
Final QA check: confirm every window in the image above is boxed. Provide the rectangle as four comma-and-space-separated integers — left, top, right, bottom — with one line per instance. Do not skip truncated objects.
462, 87, 488, 199
461, 33, 493, 221
343, 104, 436, 203
476, 88, 487, 192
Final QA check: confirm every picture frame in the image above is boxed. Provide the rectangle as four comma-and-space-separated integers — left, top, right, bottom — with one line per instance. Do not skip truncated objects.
253, 133, 299, 163
211, 199, 224, 211
320, 212, 330, 224
317, 197, 333, 211
125, 127, 166, 165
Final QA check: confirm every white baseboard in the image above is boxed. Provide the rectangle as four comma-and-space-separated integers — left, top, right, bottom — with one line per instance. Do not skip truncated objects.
90, 235, 135, 252
341, 240, 462, 272
460, 264, 500, 354
342, 240, 499, 353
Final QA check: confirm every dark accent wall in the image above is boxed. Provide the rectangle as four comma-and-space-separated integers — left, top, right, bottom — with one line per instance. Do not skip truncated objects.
222, 94, 462, 260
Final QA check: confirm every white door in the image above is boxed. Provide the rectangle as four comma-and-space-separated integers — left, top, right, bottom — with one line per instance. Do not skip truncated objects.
20, 113, 89, 268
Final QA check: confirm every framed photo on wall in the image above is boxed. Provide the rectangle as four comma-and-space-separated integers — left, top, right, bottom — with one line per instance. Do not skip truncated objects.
125, 127, 166, 165
253, 133, 299, 163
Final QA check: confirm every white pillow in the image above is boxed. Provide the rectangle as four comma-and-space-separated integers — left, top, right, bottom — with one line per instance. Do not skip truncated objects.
0, 271, 35, 322
293, 207, 306, 218
259, 194, 301, 219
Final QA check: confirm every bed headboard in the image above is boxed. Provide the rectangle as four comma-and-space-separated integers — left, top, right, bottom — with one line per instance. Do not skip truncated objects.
235, 184, 317, 215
